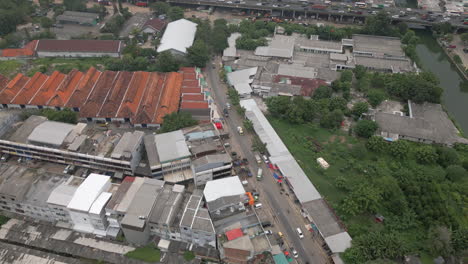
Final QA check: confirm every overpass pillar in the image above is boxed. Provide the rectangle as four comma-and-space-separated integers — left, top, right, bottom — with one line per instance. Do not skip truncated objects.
281, 9, 284, 17
293, 10, 296, 18
328, 14, 331, 21
340, 15, 343, 22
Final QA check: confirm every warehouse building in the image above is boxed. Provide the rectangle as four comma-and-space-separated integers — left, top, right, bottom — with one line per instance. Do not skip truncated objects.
0, 67, 184, 127
157, 19, 197, 55
56, 11, 99, 26
36, 40, 123, 58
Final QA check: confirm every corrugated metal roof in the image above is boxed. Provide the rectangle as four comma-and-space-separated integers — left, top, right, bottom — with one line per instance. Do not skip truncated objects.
37, 40, 121, 53
157, 19, 197, 54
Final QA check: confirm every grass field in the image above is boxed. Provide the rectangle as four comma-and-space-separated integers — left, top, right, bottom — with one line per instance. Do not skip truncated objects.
124, 244, 161, 263
28, 58, 105, 76
0, 60, 23, 78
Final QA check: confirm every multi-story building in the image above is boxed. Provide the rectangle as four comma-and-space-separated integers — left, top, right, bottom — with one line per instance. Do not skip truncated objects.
0, 115, 144, 175
192, 154, 232, 186
203, 176, 248, 219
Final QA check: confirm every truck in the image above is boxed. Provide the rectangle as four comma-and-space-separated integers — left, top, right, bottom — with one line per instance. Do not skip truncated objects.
311, 4, 327, 10
257, 168, 263, 180
255, 154, 262, 164
237, 126, 244, 135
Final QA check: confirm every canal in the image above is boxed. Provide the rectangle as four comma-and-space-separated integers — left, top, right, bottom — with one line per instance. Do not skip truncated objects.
415, 30, 468, 134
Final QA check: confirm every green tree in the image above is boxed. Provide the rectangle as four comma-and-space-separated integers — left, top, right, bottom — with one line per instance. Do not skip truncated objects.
366, 136, 387, 153
39, 0, 50, 8
243, 119, 254, 132
363, 12, 396, 36
427, 226, 453, 258
150, 2, 170, 15
168, 7, 184, 21
452, 228, 468, 256
328, 96, 347, 111
154, 51, 180, 72
41, 108, 77, 124
388, 140, 410, 158
340, 70, 353, 82
401, 30, 415, 45
415, 146, 438, 164
352, 102, 369, 118
453, 55, 462, 64
445, 165, 467, 182
183, 251, 195, 261
367, 89, 386, 107
354, 120, 378, 138
437, 147, 460, 167
343, 232, 409, 264
187, 40, 210, 68
265, 96, 291, 118
40, 17, 53, 29
313, 85, 332, 99
320, 109, 343, 129
353, 65, 367, 80
252, 135, 267, 154
63, 0, 87, 11
160, 112, 197, 133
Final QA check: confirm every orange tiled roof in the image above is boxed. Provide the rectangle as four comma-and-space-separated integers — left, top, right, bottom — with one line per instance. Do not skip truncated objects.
181, 87, 202, 94
0, 74, 30, 104
155, 72, 182, 124
134, 72, 165, 124
65, 67, 102, 108
0, 40, 37, 57
182, 79, 199, 88
47, 69, 84, 107
79, 70, 119, 118
10, 72, 48, 105
182, 94, 205, 102
97, 71, 133, 118
0, 74, 9, 93
116, 71, 150, 119
180, 101, 209, 109
29, 71, 67, 106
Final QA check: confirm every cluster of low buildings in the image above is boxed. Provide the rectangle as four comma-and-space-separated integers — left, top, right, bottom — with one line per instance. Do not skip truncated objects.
223, 29, 415, 98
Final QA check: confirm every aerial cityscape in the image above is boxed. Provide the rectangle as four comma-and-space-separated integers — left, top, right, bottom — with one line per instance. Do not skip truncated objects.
0, 0, 467, 263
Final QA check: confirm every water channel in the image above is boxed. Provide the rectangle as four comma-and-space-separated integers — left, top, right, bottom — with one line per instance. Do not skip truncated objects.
415, 30, 468, 134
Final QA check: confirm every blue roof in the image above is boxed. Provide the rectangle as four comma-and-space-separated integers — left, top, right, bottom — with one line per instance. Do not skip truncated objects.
273, 253, 289, 264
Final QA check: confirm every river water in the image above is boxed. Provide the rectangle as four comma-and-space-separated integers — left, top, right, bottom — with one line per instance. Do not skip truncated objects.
415, 30, 468, 134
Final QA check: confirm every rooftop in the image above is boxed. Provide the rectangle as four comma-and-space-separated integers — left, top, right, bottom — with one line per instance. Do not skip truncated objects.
47, 176, 84, 207
56, 11, 99, 25
254, 35, 295, 58
295, 35, 343, 52
142, 18, 167, 32
179, 190, 215, 234
67, 174, 111, 212
223, 33, 241, 57
203, 176, 245, 203
27, 120, 76, 147
154, 130, 191, 163
352, 34, 405, 58
157, 19, 197, 54
36, 40, 122, 53
192, 153, 232, 173
121, 178, 164, 228
0, 68, 186, 125
148, 184, 185, 226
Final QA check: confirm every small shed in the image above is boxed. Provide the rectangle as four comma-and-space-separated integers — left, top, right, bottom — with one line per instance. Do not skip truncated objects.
158, 239, 170, 252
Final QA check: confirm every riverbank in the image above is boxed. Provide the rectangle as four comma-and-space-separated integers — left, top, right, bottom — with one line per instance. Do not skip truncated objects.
437, 38, 468, 81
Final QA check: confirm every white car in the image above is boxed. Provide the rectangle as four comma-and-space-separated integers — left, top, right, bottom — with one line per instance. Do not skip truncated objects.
256, 2, 262, 5
338, 10, 345, 13
272, 4, 278, 7
392, 15, 399, 19
264, 230, 273, 235
292, 249, 299, 259
409, 17, 417, 20
227, 1, 232, 3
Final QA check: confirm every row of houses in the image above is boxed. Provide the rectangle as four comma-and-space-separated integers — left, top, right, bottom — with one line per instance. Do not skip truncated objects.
0, 165, 269, 262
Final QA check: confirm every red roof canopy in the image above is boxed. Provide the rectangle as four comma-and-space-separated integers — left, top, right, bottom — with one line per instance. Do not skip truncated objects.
226, 228, 243, 241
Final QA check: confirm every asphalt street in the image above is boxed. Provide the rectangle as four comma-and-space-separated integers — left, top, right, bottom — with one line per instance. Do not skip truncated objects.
206, 57, 330, 264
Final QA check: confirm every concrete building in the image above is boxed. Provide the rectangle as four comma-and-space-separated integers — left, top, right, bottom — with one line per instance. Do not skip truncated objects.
105, 177, 144, 238
373, 100, 468, 146
144, 130, 192, 182
203, 176, 247, 218
56, 11, 99, 26
192, 153, 232, 186
148, 184, 185, 241
223, 33, 241, 58
0, 164, 74, 222
47, 176, 85, 223
180, 190, 216, 247
120, 178, 164, 245
36, 40, 122, 58
0, 116, 144, 175
227, 67, 258, 98
157, 19, 198, 55
66, 174, 111, 234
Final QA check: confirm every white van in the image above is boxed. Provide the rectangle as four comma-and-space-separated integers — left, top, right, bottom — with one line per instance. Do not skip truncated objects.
296, 227, 304, 238
255, 154, 262, 164
254, 203, 262, 209
256, 168, 263, 180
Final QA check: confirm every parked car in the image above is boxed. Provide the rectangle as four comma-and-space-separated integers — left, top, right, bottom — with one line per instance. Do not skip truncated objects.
264, 230, 273, 235
262, 221, 272, 227
1, 154, 10, 162
292, 249, 299, 258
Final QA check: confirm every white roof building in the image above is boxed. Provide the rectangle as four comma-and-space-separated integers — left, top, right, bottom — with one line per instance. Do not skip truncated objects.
227, 67, 257, 97
155, 130, 191, 163
67, 173, 111, 212
27, 121, 75, 147
157, 19, 198, 55
324, 232, 352, 253
89, 192, 112, 215
203, 176, 245, 203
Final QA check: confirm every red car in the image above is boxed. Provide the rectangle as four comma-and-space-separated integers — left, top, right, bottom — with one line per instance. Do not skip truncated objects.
136, 1, 148, 7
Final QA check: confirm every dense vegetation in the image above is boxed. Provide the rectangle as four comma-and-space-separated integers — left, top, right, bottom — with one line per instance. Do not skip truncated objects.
160, 112, 198, 133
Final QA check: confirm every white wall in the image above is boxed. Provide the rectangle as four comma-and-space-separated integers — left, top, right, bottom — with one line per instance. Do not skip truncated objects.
37, 51, 120, 58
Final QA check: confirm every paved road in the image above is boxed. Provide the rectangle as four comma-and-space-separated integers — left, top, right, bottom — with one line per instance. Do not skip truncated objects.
205, 57, 330, 264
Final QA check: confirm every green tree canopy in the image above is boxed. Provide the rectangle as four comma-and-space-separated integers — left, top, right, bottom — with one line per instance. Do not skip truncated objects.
160, 112, 197, 133
150, 2, 170, 15
445, 165, 467, 182
354, 120, 378, 138
41, 108, 77, 124
168, 7, 184, 21
367, 89, 386, 107
415, 146, 438, 164
153, 51, 180, 72
187, 40, 210, 68
320, 109, 343, 129
314, 85, 333, 99
352, 102, 369, 118
63, 0, 87, 11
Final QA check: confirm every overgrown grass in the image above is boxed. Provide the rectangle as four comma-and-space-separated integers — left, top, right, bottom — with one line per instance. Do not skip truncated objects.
183, 251, 196, 261
0, 60, 23, 78
125, 244, 161, 262
0, 215, 10, 227
28, 57, 105, 75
